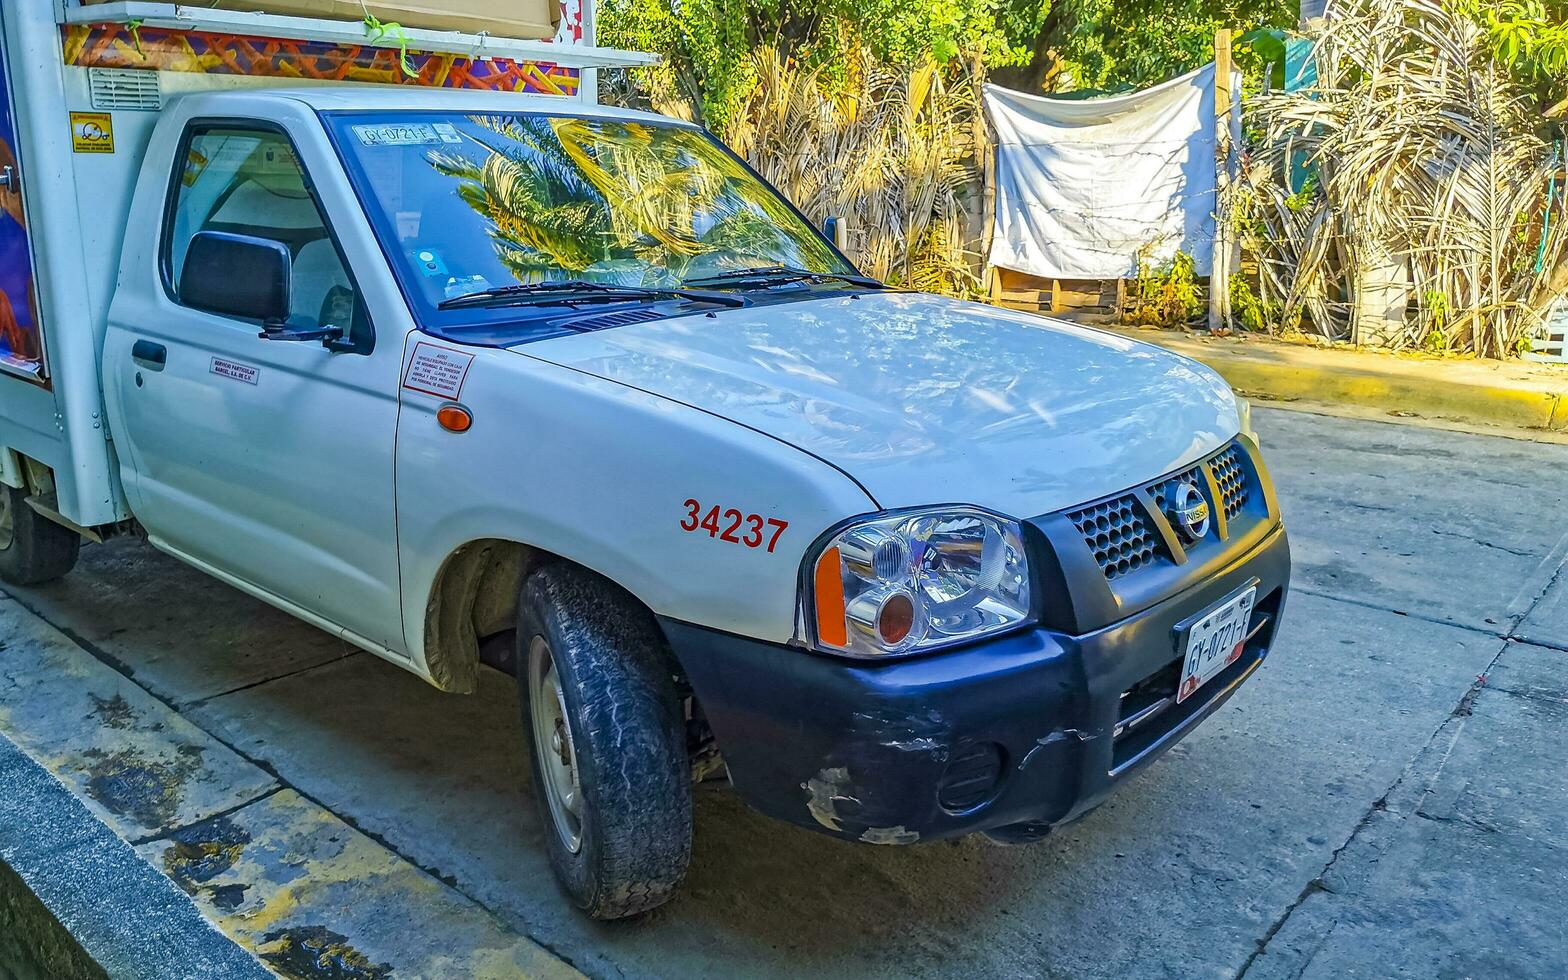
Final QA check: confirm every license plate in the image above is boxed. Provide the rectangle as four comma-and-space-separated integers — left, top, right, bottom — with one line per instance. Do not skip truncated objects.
1176, 586, 1257, 704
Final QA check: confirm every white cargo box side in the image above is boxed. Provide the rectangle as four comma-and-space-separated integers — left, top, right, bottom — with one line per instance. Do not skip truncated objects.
0, 0, 652, 528
0, 3, 123, 527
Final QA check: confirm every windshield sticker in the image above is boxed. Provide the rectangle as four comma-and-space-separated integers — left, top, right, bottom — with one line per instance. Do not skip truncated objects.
402, 342, 474, 400
412, 248, 449, 277
444, 275, 490, 299
433, 122, 463, 144
352, 123, 443, 147
181, 148, 211, 187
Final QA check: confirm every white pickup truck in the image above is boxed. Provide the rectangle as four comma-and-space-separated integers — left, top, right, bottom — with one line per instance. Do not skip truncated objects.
0, 1, 1289, 920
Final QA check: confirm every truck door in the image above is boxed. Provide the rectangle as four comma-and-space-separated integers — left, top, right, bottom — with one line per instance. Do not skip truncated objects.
104, 121, 404, 650
0, 10, 45, 381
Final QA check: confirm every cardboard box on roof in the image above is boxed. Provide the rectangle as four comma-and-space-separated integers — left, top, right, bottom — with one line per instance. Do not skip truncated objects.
78, 1, 561, 41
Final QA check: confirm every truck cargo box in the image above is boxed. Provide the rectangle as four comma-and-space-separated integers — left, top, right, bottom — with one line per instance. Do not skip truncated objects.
78, 0, 561, 41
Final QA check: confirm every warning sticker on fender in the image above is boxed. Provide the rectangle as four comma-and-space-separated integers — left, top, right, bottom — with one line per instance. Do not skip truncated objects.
402, 342, 473, 399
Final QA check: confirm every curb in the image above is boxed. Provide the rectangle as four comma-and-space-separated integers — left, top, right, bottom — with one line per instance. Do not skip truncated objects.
0, 734, 270, 980
0, 596, 583, 980
1103, 326, 1568, 435
0, 855, 102, 980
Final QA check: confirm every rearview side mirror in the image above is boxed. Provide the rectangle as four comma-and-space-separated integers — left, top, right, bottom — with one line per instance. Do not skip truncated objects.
823, 215, 847, 250
179, 231, 291, 324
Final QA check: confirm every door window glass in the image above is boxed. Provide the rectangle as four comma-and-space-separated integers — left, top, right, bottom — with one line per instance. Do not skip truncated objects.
166, 126, 364, 341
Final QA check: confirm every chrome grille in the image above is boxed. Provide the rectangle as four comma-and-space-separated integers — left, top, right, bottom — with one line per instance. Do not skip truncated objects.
1063, 440, 1260, 585
1148, 466, 1202, 514
1210, 447, 1250, 519
1067, 496, 1162, 580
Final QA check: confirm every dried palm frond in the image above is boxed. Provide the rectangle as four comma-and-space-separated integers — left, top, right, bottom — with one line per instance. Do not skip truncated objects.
1241, 0, 1567, 358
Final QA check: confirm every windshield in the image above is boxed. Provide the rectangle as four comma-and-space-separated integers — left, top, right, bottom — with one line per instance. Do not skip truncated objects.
327, 111, 853, 323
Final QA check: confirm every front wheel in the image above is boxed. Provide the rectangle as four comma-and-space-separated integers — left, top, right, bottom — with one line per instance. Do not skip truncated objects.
517, 563, 692, 920
0, 483, 79, 586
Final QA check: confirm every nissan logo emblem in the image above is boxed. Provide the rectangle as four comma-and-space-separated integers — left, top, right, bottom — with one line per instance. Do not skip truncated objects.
1169, 482, 1211, 542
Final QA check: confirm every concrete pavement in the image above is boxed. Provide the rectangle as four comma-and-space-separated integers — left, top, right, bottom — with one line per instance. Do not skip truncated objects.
2, 407, 1566, 978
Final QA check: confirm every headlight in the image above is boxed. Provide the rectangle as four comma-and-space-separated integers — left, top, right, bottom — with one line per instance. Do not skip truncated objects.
803, 507, 1032, 658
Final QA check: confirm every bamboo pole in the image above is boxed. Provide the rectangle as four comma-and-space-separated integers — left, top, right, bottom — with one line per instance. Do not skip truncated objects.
1209, 29, 1234, 332
975, 52, 999, 299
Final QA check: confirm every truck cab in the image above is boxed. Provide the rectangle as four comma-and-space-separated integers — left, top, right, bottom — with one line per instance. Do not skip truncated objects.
0, 1, 1288, 920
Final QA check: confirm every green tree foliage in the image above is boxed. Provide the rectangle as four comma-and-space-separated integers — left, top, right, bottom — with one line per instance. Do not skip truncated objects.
600, 1, 1301, 133
599, 0, 753, 132
599, 1, 1046, 133
1461, 0, 1568, 107
1048, 0, 1295, 93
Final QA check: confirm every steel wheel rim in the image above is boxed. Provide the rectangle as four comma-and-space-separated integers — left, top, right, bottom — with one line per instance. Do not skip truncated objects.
0, 489, 15, 552
529, 635, 584, 854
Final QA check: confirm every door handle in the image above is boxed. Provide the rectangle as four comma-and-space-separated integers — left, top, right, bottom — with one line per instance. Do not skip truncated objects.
131, 339, 166, 371
0, 166, 13, 191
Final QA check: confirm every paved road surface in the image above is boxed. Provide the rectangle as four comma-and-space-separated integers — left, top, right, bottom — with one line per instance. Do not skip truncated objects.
6, 408, 1566, 979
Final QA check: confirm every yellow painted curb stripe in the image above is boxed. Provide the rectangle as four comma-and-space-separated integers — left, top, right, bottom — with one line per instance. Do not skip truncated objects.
1204, 355, 1564, 431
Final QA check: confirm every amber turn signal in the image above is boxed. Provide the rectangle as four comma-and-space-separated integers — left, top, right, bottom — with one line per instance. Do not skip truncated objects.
437, 403, 473, 433
813, 546, 848, 648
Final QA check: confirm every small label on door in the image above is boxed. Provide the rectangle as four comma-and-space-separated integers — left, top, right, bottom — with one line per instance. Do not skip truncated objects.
211, 356, 259, 385
70, 112, 114, 153
402, 342, 473, 399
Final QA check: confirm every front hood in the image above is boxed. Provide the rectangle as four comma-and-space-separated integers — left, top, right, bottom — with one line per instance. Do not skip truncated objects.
515, 292, 1239, 516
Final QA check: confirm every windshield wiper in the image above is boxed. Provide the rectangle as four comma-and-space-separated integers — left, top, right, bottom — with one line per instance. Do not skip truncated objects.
438, 279, 742, 310
682, 265, 886, 290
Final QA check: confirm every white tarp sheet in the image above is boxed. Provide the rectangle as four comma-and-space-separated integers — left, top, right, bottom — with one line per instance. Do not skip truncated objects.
985, 64, 1232, 281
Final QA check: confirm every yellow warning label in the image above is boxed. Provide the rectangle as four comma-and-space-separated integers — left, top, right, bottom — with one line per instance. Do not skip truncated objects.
70, 112, 114, 153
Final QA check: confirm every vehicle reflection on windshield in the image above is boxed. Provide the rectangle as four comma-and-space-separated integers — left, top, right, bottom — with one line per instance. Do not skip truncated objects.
333, 111, 850, 319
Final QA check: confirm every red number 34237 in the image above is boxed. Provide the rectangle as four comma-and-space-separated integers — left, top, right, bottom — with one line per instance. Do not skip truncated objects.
680, 499, 789, 553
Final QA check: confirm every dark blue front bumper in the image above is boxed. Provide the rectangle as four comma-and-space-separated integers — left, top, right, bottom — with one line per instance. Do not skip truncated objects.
661, 521, 1290, 844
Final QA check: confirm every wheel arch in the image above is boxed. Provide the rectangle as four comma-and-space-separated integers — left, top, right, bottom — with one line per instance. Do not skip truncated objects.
420, 537, 672, 694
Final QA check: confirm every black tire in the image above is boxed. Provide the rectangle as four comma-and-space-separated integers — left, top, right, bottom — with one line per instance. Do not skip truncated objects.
0, 483, 80, 586
516, 563, 691, 920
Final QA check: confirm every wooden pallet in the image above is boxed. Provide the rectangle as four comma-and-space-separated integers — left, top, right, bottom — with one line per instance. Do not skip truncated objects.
990, 270, 1124, 317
